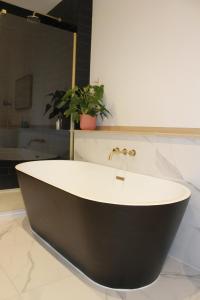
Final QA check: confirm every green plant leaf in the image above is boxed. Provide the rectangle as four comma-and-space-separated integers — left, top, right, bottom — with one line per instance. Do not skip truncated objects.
44, 85, 110, 123
44, 103, 52, 115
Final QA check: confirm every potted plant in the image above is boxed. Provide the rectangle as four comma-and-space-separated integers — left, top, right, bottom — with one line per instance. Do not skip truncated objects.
57, 84, 111, 130
44, 90, 70, 129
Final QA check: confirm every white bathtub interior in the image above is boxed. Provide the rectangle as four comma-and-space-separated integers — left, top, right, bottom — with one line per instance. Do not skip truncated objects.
16, 160, 191, 206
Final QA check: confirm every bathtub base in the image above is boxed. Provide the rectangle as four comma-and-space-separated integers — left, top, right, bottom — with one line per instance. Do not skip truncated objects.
31, 226, 160, 291
17, 172, 189, 290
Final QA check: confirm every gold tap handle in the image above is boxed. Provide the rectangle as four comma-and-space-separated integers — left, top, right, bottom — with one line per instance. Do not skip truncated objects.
121, 148, 128, 155
108, 148, 136, 160
128, 149, 136, 156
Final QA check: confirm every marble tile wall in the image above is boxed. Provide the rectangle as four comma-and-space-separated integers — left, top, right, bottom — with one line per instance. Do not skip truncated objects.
74, 131, 200, 271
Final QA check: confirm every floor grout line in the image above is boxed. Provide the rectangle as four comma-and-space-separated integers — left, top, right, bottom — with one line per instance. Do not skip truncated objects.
0, 264, 21, 299
0, 221, 22, 299
169, 255, 200, 273
18, 274, 80, 297
0, 240, 75, 297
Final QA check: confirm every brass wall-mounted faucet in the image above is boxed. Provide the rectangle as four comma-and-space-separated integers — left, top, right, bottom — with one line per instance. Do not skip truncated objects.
27, 138, 46, 147
108, 147, 136, 160
108, 147, 120, 160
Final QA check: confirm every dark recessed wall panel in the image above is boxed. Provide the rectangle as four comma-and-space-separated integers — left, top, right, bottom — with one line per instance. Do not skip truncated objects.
50, 0, 93, 87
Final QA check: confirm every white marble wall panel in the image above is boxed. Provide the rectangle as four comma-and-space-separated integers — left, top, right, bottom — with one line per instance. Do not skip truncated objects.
74, 131, 200, 270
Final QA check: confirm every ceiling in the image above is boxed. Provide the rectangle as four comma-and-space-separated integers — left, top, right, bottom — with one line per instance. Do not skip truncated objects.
2, 0, 63, 13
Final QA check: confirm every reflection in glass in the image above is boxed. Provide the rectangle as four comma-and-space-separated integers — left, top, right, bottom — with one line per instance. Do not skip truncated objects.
0, 13, 73, 191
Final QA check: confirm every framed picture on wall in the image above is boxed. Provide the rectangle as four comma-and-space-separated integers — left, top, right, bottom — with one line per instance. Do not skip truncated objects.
15, 74, 33, 110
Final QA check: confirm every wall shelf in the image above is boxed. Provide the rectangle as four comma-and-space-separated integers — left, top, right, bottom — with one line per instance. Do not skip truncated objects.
75, 126, 200, 137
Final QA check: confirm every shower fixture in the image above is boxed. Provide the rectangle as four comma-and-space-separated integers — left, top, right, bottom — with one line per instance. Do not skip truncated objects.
27, 12, 40, 24
27, 11, 62, 24
1, 7, 61, 23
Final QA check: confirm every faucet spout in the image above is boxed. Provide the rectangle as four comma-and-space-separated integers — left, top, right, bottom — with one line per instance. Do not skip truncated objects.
27, 138, 46, 147
108, 147, 120, 160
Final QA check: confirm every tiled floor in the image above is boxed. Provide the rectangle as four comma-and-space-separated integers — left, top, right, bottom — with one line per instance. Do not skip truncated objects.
0, 190, 24, 212
0, 214, 199, 300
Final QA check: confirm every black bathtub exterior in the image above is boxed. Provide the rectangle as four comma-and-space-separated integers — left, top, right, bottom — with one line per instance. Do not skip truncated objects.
17, 171, 189, 290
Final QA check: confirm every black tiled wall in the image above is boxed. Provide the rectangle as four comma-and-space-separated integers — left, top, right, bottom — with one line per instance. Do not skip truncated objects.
50, 0, 93, 87
0, 161, 20, 189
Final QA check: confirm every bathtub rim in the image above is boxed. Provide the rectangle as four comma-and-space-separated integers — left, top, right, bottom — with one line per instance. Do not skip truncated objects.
16, 160, 191, 206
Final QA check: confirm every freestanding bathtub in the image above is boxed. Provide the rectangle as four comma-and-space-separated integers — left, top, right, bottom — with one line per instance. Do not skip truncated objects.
16, 160, 191, 290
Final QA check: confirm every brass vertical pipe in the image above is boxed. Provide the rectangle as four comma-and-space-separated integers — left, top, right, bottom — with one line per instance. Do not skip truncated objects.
72, 33, 77, 89
69, 32, 77, 160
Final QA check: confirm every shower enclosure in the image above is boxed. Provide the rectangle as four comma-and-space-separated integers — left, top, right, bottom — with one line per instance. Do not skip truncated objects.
0, 1, 76, 210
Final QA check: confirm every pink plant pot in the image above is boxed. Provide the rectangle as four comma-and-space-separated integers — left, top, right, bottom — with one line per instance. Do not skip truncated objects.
80, 114, 96, 130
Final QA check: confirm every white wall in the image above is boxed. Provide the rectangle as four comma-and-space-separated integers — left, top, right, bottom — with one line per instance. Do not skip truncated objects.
91, 0, 200, 128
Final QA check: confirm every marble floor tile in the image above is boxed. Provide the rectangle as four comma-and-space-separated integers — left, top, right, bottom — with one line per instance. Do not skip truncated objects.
125, 257, 200, 300
0, 219, 72, 294
0, 189, 24, 212
0, 267, 18, 300
186, 292, 200, 300
0, 218, 18, 238
123, 291, 150, 300
20, 276, 105, 300
105, 292, 120, 300
0, 215, 20, 227
3, 297, 21, 300
0, 215, 200, 300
